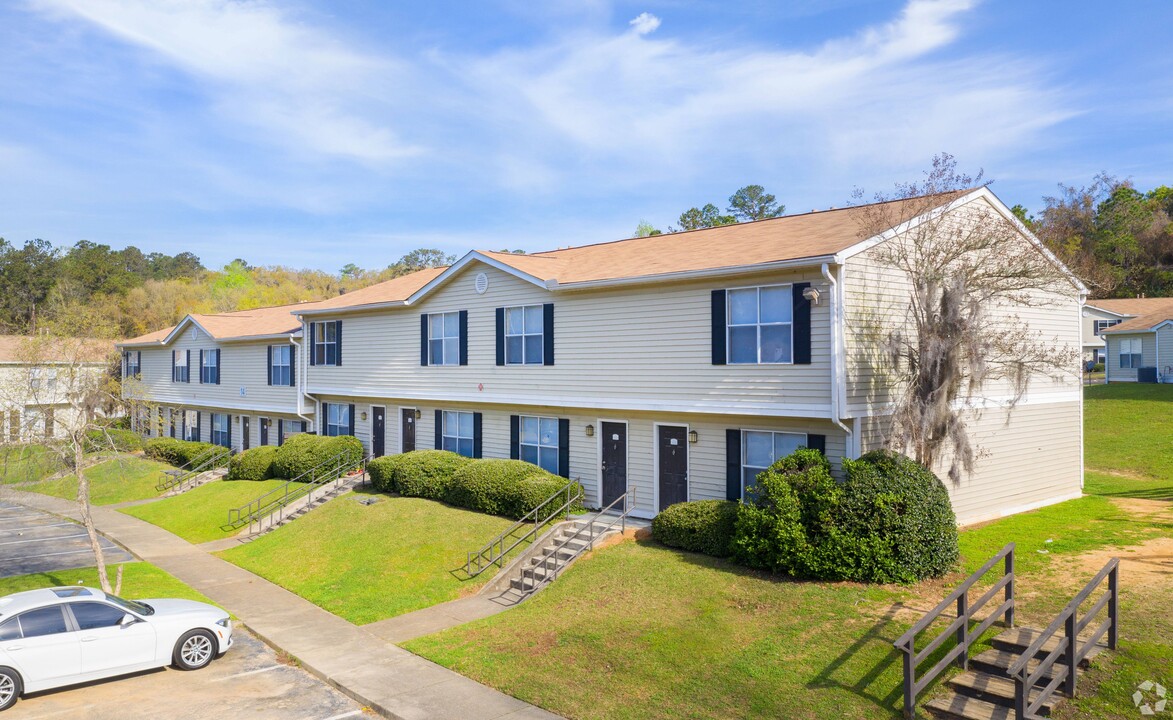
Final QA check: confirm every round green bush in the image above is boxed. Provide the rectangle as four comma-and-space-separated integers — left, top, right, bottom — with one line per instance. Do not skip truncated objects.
273, 434, 364, 481
388, 450, 473, 500
652, 500, 739, 557
445, 459, 580, 519
85, 428, 143, 453
837, 450, 959, 583
322, 435, 363, 473
226, 446, 279, 481
143, 438, 224, 467
366, 455, 399, 492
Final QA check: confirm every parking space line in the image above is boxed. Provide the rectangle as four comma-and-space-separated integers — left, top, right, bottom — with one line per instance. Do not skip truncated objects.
212, 664, 283, 682
0, 532, 89, 546
9, 547, 127, 561
0, 521, 77, 532
317, 711, 364, 720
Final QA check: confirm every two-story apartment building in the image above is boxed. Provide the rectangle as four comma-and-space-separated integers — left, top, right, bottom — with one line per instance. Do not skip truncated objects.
0, 336, 112, 442
120, 188, 1085, 525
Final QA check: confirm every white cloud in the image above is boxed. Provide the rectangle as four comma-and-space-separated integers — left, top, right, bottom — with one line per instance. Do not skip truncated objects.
629, 12, 661, 36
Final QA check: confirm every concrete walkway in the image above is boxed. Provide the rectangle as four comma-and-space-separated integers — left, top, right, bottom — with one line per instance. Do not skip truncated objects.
5, 489, 560, 720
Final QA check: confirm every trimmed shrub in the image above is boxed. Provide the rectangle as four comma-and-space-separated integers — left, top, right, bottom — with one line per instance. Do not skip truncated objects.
652, 500, 739, 557
227, 446, 279, 481
84, 428, 143, 453
729, 450, 831, 574
391, 450, 474, 500
836, 450, 959, 583
272, 434, 364, 481
445, 459, 581, 520
366, 455, 398, 493
323, 435, 364, 473
143, 438, 224, 467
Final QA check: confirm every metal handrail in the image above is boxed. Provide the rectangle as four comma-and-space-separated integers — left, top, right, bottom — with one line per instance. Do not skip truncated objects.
521, 488, 634, 591
155, 446, 231, 492
463, 480, 583, 577
1009, 558, 1119, 719
224, 451, 364, 533
894, 543, 1016, 718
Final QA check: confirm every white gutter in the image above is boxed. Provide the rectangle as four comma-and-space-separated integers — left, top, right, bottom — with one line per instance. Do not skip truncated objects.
548, 255, 840, 292
821, 262, 852, 440
293, 327, 316, 427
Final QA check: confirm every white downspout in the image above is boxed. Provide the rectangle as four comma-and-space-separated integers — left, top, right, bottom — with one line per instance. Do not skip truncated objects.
293, 321, 316, 428
821, 262, 852, 440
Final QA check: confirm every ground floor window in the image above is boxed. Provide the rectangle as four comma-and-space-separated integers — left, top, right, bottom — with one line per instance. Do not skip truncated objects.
1119, 338, 1143, 369
184, 410, 199, 442
325, 404, 349, 437
519, 415, 559, 474
442, 410, 474, 457
742, 430, 807, 499
211, 413, 230, 448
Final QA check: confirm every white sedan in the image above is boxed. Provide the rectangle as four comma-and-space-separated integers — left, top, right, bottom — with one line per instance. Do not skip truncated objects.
0, 586, 232, 712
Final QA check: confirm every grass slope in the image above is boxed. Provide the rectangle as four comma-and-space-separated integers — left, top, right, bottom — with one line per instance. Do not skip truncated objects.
22, 454, 173, 505
0, 444, 63, 484
218, 493, 517, 624
0, 561, 219, 607
1083, 383, 1173, 500
120, 478, 289, 544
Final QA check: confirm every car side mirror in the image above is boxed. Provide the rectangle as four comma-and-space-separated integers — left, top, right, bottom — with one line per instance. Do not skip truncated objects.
120, 613, 140, 627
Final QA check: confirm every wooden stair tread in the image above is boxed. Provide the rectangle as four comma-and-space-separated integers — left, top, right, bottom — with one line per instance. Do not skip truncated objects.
971, 648, 1056, 680
949, 671, 1057, 712
993, 627, 1105, 656
925, 693, 1015, 720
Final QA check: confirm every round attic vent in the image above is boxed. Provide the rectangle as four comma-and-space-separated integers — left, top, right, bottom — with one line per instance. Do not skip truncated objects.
474, 272, 489, 294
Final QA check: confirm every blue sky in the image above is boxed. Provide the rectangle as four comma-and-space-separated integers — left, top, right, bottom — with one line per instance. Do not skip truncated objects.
1, 0, 1169, 272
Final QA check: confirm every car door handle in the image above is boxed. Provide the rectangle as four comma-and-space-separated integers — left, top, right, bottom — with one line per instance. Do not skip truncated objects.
3, 645, 22, 651
81, 636, 97, 642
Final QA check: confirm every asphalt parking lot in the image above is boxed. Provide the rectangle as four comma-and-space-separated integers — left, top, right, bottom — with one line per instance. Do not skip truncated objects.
5, 626, 369, 720
0, 501, 134, 579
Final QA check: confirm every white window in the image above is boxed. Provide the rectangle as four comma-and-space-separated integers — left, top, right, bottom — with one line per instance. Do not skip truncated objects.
442, 410, 474, 457
1093, 319, 1120, 336
201, 350, 218, 384
1119, 338, 1143, 369
29, 368, 41, 392
270, 345, 291, 386
326, 404, 350, 437
728, 285, 793, 364
173, 351, 189, 382
125, 351, 141, 378
519, 416, 559, 474
211, 413, 230, 448
429, 312, 461, 366
505, 305, 544, 365
741, 430, 807, 499
313, 321, 339, 366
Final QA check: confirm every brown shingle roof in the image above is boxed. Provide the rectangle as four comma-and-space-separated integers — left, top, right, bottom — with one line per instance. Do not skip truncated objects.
303, 267, 447, 311
1097, 298, 1173, 334
0, 336, 114, 363
120, 300, 324, 346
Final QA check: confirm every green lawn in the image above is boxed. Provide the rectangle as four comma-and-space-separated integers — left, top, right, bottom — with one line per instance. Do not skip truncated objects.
120, 478, 289, 544
21, 454, 174, 505
0, 444, 64, 484
217, 492, 519, 624
1083, 383, 1173, 500
0, 561, 219, 607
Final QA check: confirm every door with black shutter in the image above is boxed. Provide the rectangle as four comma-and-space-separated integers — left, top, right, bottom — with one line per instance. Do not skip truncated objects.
657, 425, 688, 511
600, 421, 627, 508
372, 406, 386, 458
241, 416, 250, 451
401, 408, 416, 452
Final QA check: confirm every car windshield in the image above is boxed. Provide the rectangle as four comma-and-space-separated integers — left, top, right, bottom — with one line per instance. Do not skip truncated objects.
103, 593, 154, 616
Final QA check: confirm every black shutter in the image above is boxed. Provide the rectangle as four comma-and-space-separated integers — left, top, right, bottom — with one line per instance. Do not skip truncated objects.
712, 290, 727, 365
278, 419, 284, 446
459, 310, 469, 366
420, 315, 429, 366
348, 404, 355, 437
288, 347, 296, 387
495, 308, 505, 366
558, 418, 569, 478
509, 415, 519, 459
434, 410, 443, 450
215, 349, 221, 384
267, 346, 273, 386
335, 320, 343, 366
726, 429, 742, 501
198, 349, 204, 384
309, 322, 316, 366
473, 412, 482, 458
195, 411, 201, 442
227, 415, 232, 449
807, 433, 826, 456
172, 351, 176, 382
793, 283, 812, 365
185, 350, 191, 383
543, 303, 554, 366
321, 403, 329, 434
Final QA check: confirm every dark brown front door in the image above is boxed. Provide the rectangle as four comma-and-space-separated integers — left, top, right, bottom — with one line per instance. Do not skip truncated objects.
600, 421, 627, 508
372, 406, 386, 457
657, 425, 688, 511
401, 408, 416, 452
241, 416, 250, 451
259, 417, 270, 446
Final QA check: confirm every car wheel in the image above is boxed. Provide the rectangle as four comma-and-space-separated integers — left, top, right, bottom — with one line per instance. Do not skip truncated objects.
173, 630, 217, 671
0, 667, 21, 712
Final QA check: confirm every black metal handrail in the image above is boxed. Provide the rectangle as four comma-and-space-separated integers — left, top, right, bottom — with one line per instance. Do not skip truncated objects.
463, 480, 583, 577
1009, 558, 1119, 719
894, 543, 1016, 718
224, 451, 364, 533
521, 488, 634, 592
155, 446, 231, 492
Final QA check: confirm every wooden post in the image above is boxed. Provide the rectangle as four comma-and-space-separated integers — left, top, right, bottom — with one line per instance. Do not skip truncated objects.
1005, 547, 1016, 628
1108, 564, 1119, 650
957, 592, 969, 670
1065, 613, 1078, 697
902, 649, 915, 719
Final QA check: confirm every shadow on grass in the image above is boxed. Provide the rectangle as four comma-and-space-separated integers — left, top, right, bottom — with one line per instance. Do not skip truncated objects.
1093, 487, 1173, 502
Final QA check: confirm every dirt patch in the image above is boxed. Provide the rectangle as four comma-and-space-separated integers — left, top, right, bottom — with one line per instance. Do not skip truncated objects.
1066, 536, 1173, 591
1108, 496, 1172, 519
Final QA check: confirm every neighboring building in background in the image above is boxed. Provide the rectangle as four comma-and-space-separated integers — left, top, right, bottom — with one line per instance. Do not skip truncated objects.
0, 336, 114, 442
1081, 297, 1173, 366
1095, 298, 1173, 383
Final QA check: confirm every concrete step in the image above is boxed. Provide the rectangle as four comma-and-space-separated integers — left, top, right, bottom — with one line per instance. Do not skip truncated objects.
925, 692, 1016, 720
948, 670, 1057, 714
991, 627, 1104, 665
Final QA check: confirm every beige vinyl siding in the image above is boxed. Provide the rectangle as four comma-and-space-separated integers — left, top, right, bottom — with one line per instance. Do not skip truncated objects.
316, 394, 845, 518
128, 330, 302, 414
152, 404, 305, 454
1158, 326, 1173, 380
861, 400, 1081, 525
306, 265, 834, 417
1105, 332, 1155, 382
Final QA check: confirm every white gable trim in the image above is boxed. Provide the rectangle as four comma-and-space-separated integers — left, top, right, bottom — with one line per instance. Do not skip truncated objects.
162, 316, 214, 346
405, 251, 551, 304
1083, 305, 1134, 319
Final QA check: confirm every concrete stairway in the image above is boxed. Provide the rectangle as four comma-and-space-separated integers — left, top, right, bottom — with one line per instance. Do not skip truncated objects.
925, 627, 1106, 719
500, 518, 619, 599
235, 473, 365, 540
162, 467, 227, 497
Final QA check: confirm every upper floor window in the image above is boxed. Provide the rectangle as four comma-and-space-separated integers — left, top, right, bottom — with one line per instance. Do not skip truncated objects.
429, 312, 461, 366
1119, 338, 1143, 369
124, 351, 141, 379
728, 285, 792, 364
1093, 319, 1121, 336
269, 345, 292, 386
312, 320, 341, 366
505, 306, 544, 365
741, 430, 806, 500
211, 413, 230, 448
29, 368, 56, 393
325, 403, 351, 437
518, 415, 559, 474
200, 349, 220, 384
441, 410, 474, 457
172, 350, 189, 383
